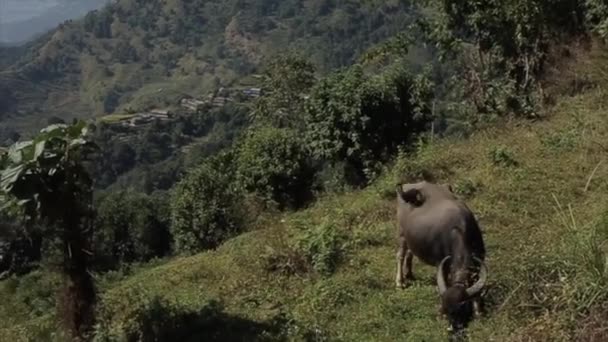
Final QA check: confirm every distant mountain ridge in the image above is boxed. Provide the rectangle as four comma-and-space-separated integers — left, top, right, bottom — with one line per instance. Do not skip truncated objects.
0, 0, 422, 140
0, 0, 109, 44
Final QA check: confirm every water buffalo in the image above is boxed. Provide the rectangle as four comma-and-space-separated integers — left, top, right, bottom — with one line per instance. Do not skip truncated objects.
395, 180, 488, 331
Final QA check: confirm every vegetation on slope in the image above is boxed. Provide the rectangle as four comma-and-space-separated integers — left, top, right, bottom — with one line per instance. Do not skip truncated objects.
0, 0, 422, 138
2, 0, 608, 341
3, 40, 608, 341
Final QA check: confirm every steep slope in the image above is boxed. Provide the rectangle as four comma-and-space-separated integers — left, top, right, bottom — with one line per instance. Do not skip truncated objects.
0, 0, 421, 138
2, 40, 608, 341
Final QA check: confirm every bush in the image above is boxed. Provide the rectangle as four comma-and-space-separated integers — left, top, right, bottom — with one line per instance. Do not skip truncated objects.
93, 190, 171, 270
304, 64, 432, 186
295, 221, 348, 276
235, 127, 315, 210
586, 0, 608, 41
489, 145, 518, 167
453, 178, 481, 199
170, 152, 242, 254
311, 161, 355, 195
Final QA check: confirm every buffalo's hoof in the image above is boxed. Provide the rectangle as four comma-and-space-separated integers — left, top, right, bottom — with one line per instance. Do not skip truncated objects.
395, 281, 406, 289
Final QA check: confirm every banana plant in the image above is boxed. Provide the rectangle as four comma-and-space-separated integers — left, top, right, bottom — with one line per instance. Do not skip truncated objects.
0, 120, 99, 340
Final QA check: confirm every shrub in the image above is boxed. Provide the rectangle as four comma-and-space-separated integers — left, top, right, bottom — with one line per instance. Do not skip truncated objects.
250, 53, 316, 129
540, 128, 578, 152
453, 178, 481, 199
235, 127, 315, 210
295, 221, 348, 276
586, 0, 608, 41
489, 145, 518, 167
311, 161, 355, 195
304, 64, 432, 186
170, 152, 242, 254
92, 190, 171, 270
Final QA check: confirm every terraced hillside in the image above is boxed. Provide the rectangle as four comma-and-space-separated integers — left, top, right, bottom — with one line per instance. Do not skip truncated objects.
0, 0, 423, 139
2, 41, 608, 341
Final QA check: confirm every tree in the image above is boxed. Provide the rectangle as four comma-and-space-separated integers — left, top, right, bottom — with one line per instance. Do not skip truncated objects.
0, 121, 99, 340
93, 190, 171, 270
170, 152, 242, 254
250, 54, 317, 129
110, 142, 136, 175
101, 86, 122, 114
415, 0, 585, 119
235, 126, 314, 210
586, 0, 608, 40
304, 64, 432, 185
113, 40, 138, 63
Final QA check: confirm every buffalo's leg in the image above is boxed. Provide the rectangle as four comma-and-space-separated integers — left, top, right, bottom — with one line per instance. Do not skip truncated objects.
395, 237, 406, 288
404, 249, 415, 281
473, 296, 485, 317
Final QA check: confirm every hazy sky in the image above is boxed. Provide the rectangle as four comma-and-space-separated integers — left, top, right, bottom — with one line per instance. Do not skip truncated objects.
1, 0, 60, 23
0, 0, 107, 43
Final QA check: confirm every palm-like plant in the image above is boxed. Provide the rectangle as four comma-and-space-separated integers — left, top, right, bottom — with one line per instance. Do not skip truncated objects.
0, 121, 99, 340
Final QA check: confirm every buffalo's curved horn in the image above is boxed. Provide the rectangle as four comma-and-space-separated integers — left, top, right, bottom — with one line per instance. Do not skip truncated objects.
437, 255, 451, 295
465, 257, 488, 298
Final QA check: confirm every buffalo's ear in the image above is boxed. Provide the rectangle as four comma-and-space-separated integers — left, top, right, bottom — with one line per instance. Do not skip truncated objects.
443, 184, 454, 193
399, 187, 424, 206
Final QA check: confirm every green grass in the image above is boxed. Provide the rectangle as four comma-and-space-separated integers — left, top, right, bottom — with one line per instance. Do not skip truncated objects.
3, 44, 608, 341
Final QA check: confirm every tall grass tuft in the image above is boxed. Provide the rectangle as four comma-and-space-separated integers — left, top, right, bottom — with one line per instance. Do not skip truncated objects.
552, 194, 608, 315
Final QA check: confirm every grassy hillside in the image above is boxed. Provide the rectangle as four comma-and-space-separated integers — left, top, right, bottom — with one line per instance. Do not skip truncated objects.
0, 0, 423, 138
2, 40, 608, 341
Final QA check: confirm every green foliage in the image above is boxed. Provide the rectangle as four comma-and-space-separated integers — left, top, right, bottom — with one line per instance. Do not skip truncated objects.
586, 0, 608, 40
312, 161, 355, 195
414, 0, 587, 124
1, 0, 420, 134
83, 8, 113, 39
453, 178, 480, 199
251, 54, 317, 129
0, 121, 97, 226
540, 128, 579, 152
295, 221, 348, 276
0, 270, 60, 319
489, 145, 518, 167
112, 40, 138, 64
304, 64, 432, 184
235, 127, 314, 210
93, 190, 171, 270
0, 217, 43, 276
6, 74, 608, 340
552, 199, 608, 315
0, 121, 99, 339
170, 152, 242, 254
91, 103, 248, 192
358, 32, 413, 65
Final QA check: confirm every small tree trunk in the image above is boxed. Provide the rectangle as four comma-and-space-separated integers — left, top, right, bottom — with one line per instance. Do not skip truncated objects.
58, 206, 96, 341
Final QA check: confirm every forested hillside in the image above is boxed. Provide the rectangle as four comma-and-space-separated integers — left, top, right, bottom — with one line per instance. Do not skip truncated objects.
2, 0, 608, 341
0, 0, 421, 140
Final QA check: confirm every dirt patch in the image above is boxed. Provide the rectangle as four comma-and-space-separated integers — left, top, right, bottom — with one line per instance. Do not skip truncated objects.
575, 304, 608, 342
